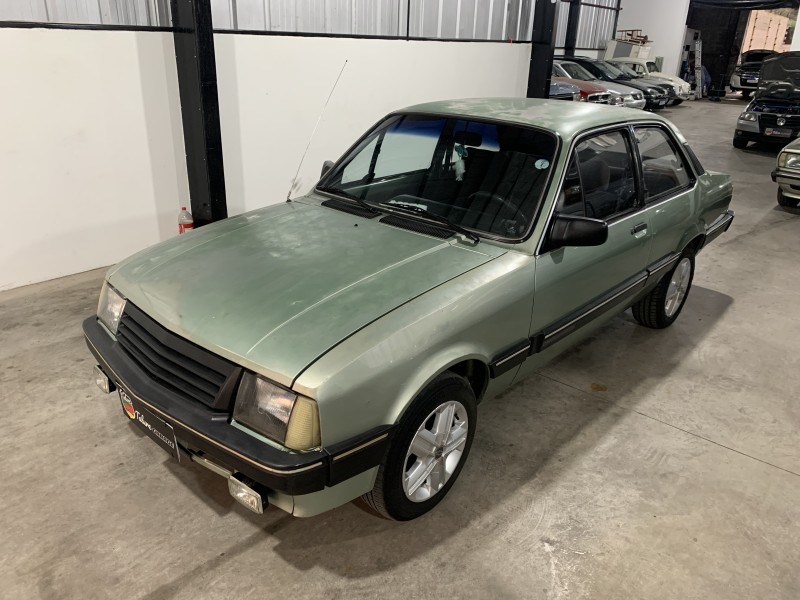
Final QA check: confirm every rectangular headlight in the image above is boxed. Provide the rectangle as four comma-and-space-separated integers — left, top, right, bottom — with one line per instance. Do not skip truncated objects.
233, 372, 321, 451
779, 152, 800, 169
97, 282, 126, 334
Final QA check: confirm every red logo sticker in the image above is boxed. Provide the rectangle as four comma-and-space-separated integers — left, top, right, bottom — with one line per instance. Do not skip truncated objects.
120, 391, 136, 420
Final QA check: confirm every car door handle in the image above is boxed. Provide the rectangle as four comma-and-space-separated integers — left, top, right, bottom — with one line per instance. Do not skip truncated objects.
631, 222, 647, 235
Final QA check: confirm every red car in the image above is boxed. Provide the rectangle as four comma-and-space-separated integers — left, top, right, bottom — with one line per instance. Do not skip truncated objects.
553, 76, 620, 106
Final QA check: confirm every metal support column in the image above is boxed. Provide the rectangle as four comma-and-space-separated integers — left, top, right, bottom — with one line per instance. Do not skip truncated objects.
527, 0, 559, 99
564, 0, 581, 57
170, 0, 227, 226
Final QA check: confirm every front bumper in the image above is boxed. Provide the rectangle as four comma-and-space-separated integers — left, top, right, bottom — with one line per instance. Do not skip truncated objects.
771, 168, 800, 199
645, 96, 669, 110
734, 127, 796, 145
83, 316, 393, 497
624, 97, 647, 110
731, 74, 758, 90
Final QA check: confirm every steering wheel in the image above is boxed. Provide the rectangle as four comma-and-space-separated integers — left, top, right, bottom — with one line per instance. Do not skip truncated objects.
468, 192, 528, 235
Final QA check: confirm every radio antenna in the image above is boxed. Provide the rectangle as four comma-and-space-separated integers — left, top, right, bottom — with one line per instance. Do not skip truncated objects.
286, 59, 348, 202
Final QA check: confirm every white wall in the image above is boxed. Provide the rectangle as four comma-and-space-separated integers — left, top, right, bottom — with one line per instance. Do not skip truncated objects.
214, 35, 532, 213
0, 28, 188, 291
0, 29, 532, 291
616, 0, 691, 76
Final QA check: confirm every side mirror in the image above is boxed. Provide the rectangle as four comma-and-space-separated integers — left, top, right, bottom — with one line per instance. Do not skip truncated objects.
321, 160, 335, 178
549, 214, 608, 250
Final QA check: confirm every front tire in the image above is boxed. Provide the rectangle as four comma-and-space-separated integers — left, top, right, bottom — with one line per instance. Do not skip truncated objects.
742, 90, 752, 99
672, 99, 684, 106
362, 372, 477, 521
733, 137, 748, 149
632, 251, 695, 329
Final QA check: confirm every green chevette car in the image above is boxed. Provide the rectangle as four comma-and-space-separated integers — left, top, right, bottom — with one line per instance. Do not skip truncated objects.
84, 98, 734, 521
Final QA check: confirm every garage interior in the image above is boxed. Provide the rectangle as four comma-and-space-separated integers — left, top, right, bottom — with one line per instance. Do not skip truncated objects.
1, 1, 799, 599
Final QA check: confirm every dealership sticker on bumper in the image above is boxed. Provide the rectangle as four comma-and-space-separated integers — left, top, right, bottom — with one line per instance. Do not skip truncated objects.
119, 388, 180, 462
766, 128, 792, 138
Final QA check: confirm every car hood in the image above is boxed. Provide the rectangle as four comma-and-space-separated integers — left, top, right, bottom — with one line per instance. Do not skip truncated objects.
612, 77, 661, 93
107, 198, 504, 387
553, 76, 606, 94
649, 73, 689, 90
596, 80, 639, 96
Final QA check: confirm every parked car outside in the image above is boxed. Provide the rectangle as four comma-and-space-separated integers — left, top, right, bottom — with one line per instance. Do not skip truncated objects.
552, 75, 621, 106
771, 137, 800, 209
548, 79, 581, 101
608, 57, 692, 104
554, 59, 646, 109
733, 52, 800, 149
85, 99, 734, 521
556, 55, 670, 110
730, 49, 778, 99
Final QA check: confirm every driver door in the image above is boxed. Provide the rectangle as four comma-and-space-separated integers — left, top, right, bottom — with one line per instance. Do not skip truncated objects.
519, 127, 652, 376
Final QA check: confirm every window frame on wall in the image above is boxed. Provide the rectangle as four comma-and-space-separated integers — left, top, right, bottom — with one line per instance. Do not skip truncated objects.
555, 0, 622, 53
0, 0, 539, 42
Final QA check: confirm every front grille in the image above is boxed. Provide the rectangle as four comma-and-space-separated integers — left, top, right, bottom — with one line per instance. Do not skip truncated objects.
551, 93, 575, 101
116, 302, 239, 410
587, 93, 610, 104
760, 113, 800, 130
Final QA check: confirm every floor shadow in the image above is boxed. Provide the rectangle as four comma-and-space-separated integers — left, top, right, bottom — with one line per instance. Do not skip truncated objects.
154, 285, 733, 580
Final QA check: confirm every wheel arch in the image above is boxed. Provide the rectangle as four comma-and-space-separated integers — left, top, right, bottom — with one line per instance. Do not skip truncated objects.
683, 233, 705, 256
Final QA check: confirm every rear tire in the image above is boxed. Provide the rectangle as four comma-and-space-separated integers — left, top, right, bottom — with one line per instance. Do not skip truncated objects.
632, 251, 695, 329
733, 137, 748, 149
778, 188, 800, 209
362, 372, 477, 521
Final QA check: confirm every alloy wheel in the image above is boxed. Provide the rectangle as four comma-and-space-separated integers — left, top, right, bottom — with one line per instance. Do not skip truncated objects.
402, 401, 469, 503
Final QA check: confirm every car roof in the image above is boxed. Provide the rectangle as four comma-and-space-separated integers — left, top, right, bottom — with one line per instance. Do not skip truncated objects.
399, 97, 667, 140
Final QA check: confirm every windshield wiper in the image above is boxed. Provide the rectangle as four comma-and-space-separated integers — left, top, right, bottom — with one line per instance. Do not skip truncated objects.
379, 201, 480, 244
316, 186, 381, 215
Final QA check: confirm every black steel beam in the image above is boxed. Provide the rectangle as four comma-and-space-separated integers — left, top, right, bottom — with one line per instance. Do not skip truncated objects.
527, 0, 559, 99
564, 0, 582, 57
170, 0, 227, 226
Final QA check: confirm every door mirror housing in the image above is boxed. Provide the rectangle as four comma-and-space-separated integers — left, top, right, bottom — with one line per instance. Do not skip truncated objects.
549, 214, 608, 250
321, 160, 335, 178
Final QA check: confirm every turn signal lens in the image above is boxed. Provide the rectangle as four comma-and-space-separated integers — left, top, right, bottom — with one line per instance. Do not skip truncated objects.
285, 396, 321, 451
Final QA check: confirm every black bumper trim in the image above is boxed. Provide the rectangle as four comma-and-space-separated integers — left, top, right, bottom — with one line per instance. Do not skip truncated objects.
84, 316, 393, 495
702, 210, 735, 248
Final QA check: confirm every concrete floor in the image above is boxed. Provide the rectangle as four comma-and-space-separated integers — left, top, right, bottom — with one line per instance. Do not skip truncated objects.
2, 97, 799, 600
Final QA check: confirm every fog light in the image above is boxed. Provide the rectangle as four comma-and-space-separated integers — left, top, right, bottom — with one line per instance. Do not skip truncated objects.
228, 475, 264, 514
93, 365, 115, 394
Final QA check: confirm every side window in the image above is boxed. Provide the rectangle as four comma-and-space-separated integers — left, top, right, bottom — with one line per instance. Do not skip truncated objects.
634, 127, 694, 201
571, 130, 639, 220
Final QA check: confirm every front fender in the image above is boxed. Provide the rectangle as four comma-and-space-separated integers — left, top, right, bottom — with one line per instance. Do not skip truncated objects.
293, 251, 535, 445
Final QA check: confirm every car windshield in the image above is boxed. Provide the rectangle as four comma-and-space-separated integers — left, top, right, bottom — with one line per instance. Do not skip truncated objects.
595, 61, 625, 78
318, 114, 558, 239
614, 63, 641, 78
559, 61, 596, 81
